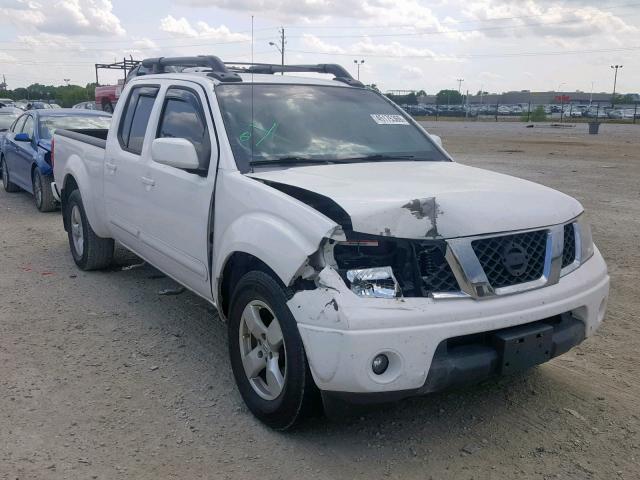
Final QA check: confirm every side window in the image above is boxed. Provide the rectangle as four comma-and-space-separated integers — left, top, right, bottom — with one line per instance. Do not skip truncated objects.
117, 86, 158, 154
21, 116, 35, 139
156, 88, 211, 171
12, 115, 27, 133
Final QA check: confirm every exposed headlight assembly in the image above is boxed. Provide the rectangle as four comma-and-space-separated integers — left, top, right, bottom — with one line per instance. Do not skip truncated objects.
346, 266, 400, 298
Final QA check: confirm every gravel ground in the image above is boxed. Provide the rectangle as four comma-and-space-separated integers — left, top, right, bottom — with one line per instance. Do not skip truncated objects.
1, 121, 639, 479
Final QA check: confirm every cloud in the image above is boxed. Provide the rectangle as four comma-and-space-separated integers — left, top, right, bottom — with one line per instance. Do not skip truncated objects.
302, 34, 346, 54
159, 15, 251, 42
172, 0, 363, 20
302, 34, 464, 61
461, 0, 637, 40
0, 0, 125, 36
401, 65, 423, 77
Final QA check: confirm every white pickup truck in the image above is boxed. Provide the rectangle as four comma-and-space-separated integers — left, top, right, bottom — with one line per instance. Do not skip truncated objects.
52, 56, 609, 430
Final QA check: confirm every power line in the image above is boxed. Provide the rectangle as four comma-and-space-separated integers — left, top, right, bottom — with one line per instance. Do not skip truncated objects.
288, 45, 640, 59
285, 12, 640, 40
281, 1, 640, 29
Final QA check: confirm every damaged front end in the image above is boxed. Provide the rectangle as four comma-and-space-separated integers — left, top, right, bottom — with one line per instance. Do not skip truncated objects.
304, 227, 462, 300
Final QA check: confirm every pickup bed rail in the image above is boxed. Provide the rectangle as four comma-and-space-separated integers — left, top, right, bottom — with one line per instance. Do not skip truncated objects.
55, 128, 108, 149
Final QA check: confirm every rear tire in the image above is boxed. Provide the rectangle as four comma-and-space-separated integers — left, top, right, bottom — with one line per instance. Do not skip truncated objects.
102, 101, 114, 113
64, 189, 114, 270
1, 157, 20, 193
228, 271, 320, 430
33, 169, 56, 212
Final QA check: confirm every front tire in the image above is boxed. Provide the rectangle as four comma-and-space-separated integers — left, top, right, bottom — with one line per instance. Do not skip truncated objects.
33, 169, 56, 212
64, 189, 114, 270
1, 157, 20, 193
228, 271, 320, 430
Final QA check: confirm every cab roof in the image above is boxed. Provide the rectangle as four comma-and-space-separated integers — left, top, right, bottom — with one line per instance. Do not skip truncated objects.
134, 71, 356, 88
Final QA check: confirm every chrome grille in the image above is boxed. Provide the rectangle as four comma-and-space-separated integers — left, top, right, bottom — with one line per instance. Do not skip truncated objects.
471, 230, 547, 289
562, 223, 576, 268
416, 244, 460, 293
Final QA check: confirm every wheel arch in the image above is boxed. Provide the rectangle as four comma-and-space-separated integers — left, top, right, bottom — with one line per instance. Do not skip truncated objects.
61, 173, 79, 231
218, 251, 288, 320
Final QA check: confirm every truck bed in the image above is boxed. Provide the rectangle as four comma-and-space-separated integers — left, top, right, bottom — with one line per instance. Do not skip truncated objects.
55, 128, 108, 149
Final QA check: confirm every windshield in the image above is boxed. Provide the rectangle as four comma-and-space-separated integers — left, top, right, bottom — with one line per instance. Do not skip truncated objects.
215, 84, 446, 170
39, 115, 111, 139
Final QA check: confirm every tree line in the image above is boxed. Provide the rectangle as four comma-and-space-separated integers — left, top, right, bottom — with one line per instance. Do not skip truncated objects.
1, 83, 96, 107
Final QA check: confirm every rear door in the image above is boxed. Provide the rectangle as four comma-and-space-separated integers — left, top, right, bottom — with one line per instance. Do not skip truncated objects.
135, 82, 217, 300
104, 85, 159, 252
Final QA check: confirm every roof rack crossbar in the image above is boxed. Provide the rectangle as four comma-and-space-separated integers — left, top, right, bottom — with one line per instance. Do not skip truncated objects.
224, 62, 364, 87
140, 56, 241, 82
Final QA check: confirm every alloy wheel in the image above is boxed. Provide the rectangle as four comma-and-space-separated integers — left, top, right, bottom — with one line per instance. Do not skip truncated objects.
239, 300, 287, 400
70, 205, 84, 257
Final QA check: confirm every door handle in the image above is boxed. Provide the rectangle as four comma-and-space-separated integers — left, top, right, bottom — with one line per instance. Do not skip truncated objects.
105, 162, 117, 172
141, 176, 155, 187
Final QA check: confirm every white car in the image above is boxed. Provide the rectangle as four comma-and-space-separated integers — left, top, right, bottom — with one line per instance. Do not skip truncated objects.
51, 56, 610, 430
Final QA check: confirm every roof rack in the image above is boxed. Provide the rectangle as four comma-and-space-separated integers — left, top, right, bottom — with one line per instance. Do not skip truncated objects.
134, 56, 364, 87
140, 56, 241, 82
225, 62, 364, 87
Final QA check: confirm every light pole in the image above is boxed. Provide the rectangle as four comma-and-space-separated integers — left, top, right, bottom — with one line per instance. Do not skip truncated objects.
558, 82, 566, 122
456, 78, 464, 94
353, 59, 364, 81
268, 27, 285, 75
610, 65, 623, 107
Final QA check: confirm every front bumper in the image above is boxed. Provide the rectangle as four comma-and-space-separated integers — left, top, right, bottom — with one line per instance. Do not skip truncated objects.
289, 247, 609, 396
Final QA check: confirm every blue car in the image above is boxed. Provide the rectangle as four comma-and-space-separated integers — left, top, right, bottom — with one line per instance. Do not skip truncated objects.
1, 109, 111, 211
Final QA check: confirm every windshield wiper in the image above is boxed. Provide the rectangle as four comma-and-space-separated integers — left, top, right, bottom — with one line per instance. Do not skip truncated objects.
337, 154, 419, 163
249, 154, 425, 167
250, 156, 337, 166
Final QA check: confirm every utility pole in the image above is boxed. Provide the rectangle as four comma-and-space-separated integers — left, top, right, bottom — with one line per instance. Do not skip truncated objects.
353, 59, 364, 81
280, 27, 285, 74
268, 27, 286, 75
610, 64, 623, 107
456, 78, 464, 94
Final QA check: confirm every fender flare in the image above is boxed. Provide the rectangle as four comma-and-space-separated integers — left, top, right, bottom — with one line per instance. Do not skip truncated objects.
61, 155, 111, 238
214, 211, 334, 292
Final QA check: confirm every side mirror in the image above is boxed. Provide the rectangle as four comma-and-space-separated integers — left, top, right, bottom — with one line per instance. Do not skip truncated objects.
15, 132, 31, 142
151, 137, 200, 170
430, 134, 443, 148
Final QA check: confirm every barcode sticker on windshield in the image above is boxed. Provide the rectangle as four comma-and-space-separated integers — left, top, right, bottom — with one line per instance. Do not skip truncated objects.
370, 114, 410, 125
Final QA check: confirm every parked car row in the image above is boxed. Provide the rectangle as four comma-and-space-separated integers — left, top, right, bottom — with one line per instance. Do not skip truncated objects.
0, 108, 111, 211
397, 102, 638, 120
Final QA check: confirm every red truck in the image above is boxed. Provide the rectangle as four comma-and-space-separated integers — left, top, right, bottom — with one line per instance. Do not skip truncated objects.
94, 80, 123, 113
94, 58, 140, 113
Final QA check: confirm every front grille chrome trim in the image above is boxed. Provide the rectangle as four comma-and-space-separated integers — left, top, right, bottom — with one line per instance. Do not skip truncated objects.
443, 224, 566, 300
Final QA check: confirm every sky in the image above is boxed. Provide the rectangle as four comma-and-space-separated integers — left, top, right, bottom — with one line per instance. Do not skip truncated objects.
0, 0, 638, 95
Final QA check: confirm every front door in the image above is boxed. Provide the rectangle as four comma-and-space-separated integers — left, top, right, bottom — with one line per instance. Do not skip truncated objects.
136, 83, 217, 300
14, 115, 37, 191
103, 85, 159, 253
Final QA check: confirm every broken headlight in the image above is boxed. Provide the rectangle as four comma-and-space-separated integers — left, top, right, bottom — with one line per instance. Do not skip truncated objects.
346, 266, 399, 298
321, 232, 459, 298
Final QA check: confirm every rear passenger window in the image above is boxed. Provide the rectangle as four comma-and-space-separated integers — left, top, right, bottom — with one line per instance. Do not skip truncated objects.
118, 86, 158, 154
156, 88, 211, 171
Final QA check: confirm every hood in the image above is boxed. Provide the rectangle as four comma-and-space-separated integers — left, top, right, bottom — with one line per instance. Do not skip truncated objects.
248, 161, 583, 239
